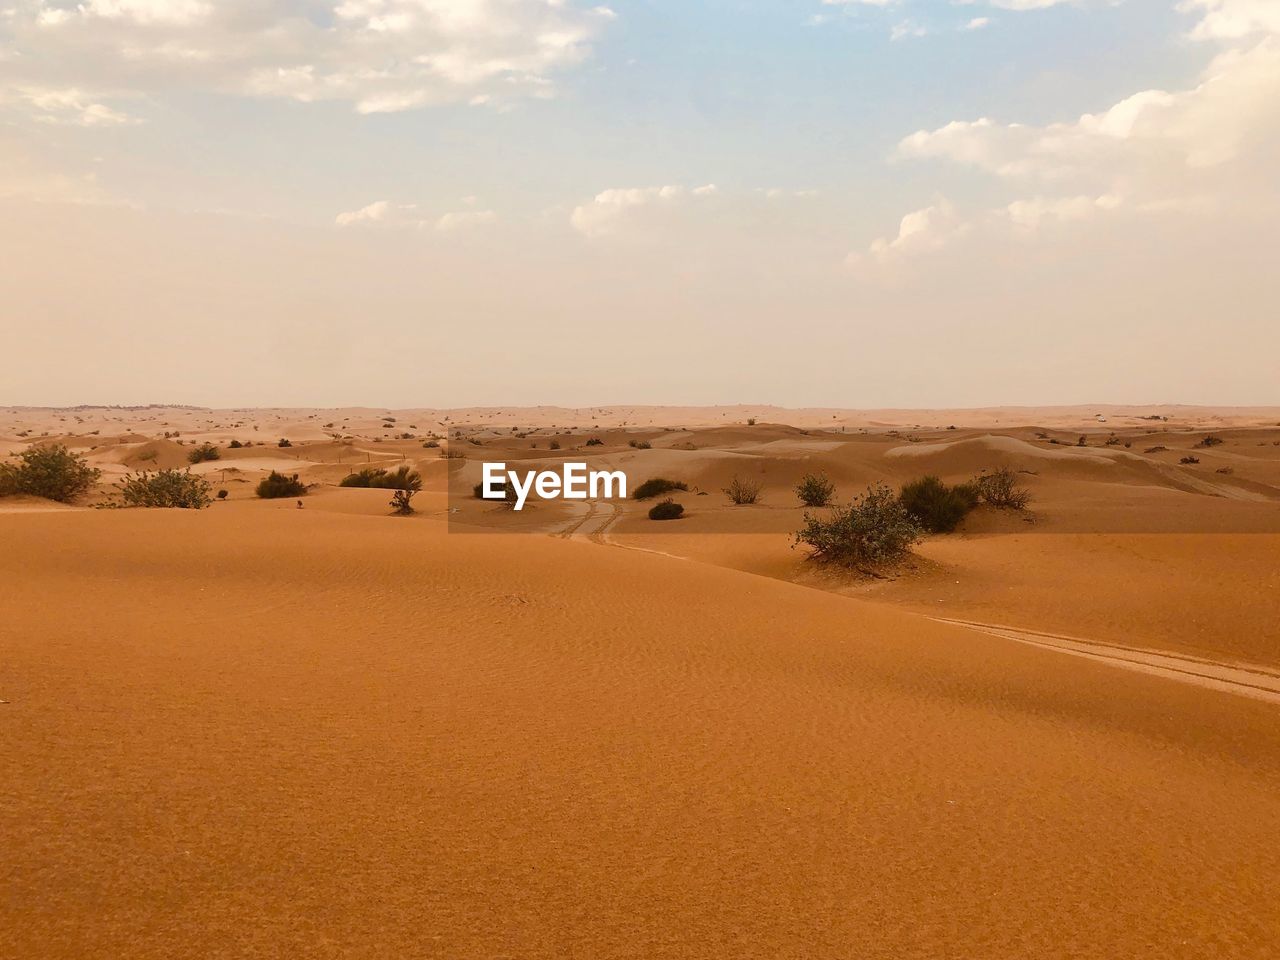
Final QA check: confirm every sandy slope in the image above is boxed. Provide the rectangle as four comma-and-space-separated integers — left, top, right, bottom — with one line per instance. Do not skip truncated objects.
4, 508, 1280, 959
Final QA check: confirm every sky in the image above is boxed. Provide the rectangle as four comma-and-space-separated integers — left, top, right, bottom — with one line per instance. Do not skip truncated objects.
1, 0, 1277, 408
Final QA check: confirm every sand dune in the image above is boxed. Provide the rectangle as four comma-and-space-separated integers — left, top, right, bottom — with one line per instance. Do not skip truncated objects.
4, 405, 1280, 957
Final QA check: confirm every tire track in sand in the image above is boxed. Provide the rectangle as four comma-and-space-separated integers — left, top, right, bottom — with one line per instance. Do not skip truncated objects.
932, 617, 1280, 705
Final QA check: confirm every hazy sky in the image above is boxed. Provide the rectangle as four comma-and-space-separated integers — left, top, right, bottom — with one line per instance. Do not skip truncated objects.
1, 0, 1277, 408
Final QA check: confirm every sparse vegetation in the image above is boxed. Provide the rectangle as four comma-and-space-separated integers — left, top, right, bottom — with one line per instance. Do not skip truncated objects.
629, 439, 652, 449
423, 439, 440, 448
1196, 435, 1225, 448
1180, 456, 1200, 465
1144, 445, 1167, 453
899, 475, 979, 533
116, 469, 211, 509
585, 438, 604, 447
0, 445, 100, 503
648, 499, 684, 521
747, 418, 757, 426
1216, 466, 1234, 475
187, 442, 221, 464
724, 474, 763, 505
972, 467, 1031, 510
217, 489, 229, 500
382, 465, 422, 515
340, 467, 389, 488
549, 440, 561, 451
256, 471, 307, 498
794, 484, 922, 572
277, 438, 292, 448
795, 472, 835, 508
228, 439, 244, 449
633, 478, 689, 501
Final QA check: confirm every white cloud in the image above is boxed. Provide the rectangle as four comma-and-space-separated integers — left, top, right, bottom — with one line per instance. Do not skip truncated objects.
964, 17, 991, 30
4, 86, 139, 126
1182, 0, 1280, 40
1005, 193, 1121, 229
890, 20, 928, 40
1, 1, 615, 115
569, 184, 719, 238
864, 198, 969, 262
435, 209, 497, 232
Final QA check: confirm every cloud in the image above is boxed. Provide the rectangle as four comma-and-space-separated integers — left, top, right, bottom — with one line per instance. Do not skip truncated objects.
335, 200, 397, 227
1182, 0, 1280, 40
435, 208, 497, 232
964, 17, 991, 30
1, 1, 615, 115
569, 184, 719, 238
890, 20, 928, 40
863, 198, 969, 262
1004, 193, 1122, 229
3, 85, 139, 126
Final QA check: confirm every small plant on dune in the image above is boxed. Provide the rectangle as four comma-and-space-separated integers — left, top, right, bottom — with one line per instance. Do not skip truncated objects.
793, 484, 922, 572
256, 471, 307, 499
549, 440, 561, 451
116, 469, 211, 509
382, 465, 423, 515
972, 467, 1031, 510
228, 439, 244, 449
899, 475, 979, 533
724, 474, 763, 505
1216, 466, 1234, 475
217, 489, 229, 500
629, 439, 652, 449
0, 445, 100, 503
442, 446, 466, 459
340, 467, 389, 488
633, 477, 689, 501
585, 438, 604, 447
648, 499, 684, 521
423, 439, 440, 448
1196, 435, 1224, 448
795, 472, 835, 508
278, 438, 292, 448
1180, 455, 1200, 465
1144, 445, 1167, 454
187, 442, 221, 464
1077, 436, 1087, 447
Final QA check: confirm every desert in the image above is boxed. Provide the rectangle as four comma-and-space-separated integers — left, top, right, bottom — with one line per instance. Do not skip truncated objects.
4, 403, 1280, 958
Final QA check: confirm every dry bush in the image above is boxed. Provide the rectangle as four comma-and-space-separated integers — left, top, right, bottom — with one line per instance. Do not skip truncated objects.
795, 473, 835, 507
116, 469, 211, 509
0, 445, 100, 503
794, 484, 921, 571
972, 467, 1031, 510
724, 474, 763, 505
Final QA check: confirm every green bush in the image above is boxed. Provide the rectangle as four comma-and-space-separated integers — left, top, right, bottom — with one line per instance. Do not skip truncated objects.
382, 465, 423, 514
340, 467, 389, 488
116, 469, 211, 509
633, 477, 688, 500
972, 467, 1031, 510
899, 475, 979, 533
257, 471, 306, 499
0, 445, 100, 503
724, 474, 763, 505
648, 499, 684, 521
187, 442, 221, 464
795, 472, 835, 507
793, 484, 922, 570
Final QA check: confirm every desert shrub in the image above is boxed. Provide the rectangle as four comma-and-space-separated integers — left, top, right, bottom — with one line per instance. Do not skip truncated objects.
795, 472, 835, 507
423, 439, 440, 448
793, 484, 922, 570
1077, 436, 1087, 447
899, 475, 979, 533
381, 465, 422, 514
116, 469, 211, 509
1180, 456, 1200, 465
972, 467, 1031, 510
1144, 445, 1167, 453
747, 418, 757, 426
442, 446, 466, 459
340, 467, 389, 488
648, 499, 684, 521
228, 439, 244, 449
1216, 466, 1234, 475
629, 440, 652, 449
724, 474, 763, 505
0, 445, 100, 503
187, 442, 221, 464
549, 440, 561, 451
1196, 435, 1224, 448
633, 478, 688, 501
257, 471, 306, 499
585, 438, 604, 447
278, 438, 292, 448
217, 489, 229, 500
